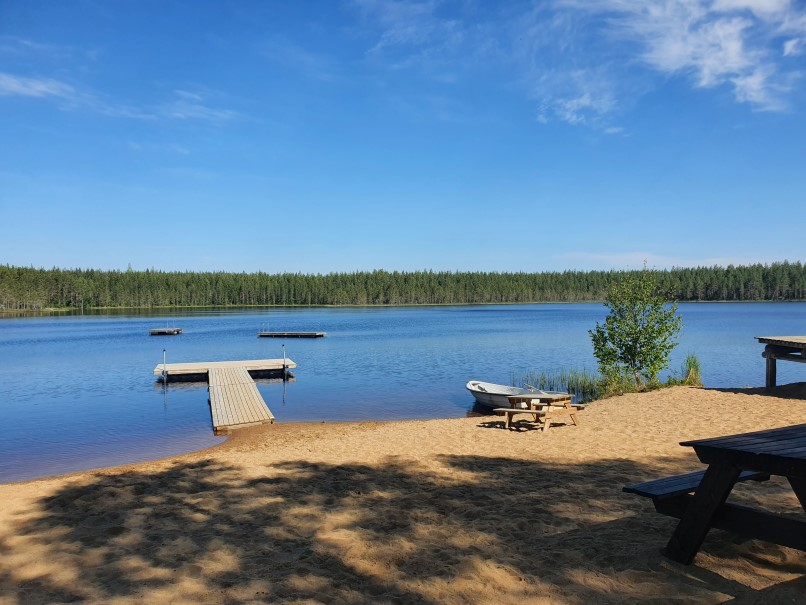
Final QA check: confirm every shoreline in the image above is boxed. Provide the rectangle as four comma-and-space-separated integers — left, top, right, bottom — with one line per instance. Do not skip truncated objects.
4, 299, 806, 317
6, 383, 805, 488
2, 385, 806, 603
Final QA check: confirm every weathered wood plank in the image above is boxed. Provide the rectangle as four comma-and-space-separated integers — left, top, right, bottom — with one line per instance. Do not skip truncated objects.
756, 336, 806, 349
154, 358, 297, 376
207, 365, 274, 433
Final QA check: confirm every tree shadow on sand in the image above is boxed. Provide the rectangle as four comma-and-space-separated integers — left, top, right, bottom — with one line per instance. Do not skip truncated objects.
2, 454, 805, 604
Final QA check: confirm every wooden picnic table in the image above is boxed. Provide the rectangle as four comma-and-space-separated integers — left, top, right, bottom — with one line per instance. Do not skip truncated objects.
660, 424, 806, 564
494, 392, 584, 431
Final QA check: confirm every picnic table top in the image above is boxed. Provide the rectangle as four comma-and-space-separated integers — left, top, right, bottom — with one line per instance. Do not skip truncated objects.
680, 424, 806, 477
505, 392, 572, 402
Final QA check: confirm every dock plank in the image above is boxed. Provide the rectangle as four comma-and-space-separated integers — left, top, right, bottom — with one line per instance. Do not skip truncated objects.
154, 358, 296, 376
206, 365, 274, 434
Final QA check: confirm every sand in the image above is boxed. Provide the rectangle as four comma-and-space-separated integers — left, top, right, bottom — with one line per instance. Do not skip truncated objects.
1, 384, 806, 604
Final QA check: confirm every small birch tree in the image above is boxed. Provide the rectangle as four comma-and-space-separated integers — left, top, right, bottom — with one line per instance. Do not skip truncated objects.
589, 267, 682, 388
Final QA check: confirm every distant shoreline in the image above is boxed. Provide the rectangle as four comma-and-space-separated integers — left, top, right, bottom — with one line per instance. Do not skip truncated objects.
3, 298, 806, 315
3, 263, 805, 310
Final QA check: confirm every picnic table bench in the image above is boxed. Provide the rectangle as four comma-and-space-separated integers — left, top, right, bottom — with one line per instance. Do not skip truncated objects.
624, 424, 806, 565
624, 469, 770, 514
494, 392, 585, 431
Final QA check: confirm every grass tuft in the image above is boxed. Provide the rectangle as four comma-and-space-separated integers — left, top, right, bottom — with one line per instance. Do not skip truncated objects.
514, 354, 704, 403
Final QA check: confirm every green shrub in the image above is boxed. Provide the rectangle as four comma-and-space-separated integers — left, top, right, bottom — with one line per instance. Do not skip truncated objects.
589, 265, 682, 389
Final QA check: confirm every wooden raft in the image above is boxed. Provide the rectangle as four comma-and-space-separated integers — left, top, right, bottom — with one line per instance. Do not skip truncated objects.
257, 331, 326, 338
208, 366, 275, 435
150, 327, 182, 335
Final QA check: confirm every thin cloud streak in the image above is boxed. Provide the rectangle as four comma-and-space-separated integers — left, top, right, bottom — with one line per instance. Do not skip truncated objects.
0, 72, 239, 124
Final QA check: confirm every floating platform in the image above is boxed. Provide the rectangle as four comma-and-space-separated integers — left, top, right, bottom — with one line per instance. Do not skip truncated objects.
150, 327, 183, 336
153, 358, 296, 381
257, 331, 326, 338
152, 358, 296, 434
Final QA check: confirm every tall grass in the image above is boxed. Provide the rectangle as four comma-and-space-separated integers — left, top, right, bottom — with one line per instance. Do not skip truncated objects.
515, 368, 602, 404
514, 354, 704, 403
681, 353, 703, 387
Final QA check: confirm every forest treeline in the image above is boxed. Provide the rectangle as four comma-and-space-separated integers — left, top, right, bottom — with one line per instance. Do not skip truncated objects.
1, 262, 804, 310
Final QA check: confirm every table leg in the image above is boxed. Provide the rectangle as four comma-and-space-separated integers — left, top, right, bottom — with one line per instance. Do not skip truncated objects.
789, 476, 806, 512
564, 401, 581, 426
663, 462, 742, 565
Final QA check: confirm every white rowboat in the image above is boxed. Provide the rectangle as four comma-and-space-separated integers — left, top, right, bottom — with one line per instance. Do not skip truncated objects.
466, 380, 572, 410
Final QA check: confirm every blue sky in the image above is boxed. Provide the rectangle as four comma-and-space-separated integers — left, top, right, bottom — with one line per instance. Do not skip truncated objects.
1, 0, 805, 273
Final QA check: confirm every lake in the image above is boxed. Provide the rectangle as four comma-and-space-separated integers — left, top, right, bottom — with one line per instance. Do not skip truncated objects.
1, 302, 804, 483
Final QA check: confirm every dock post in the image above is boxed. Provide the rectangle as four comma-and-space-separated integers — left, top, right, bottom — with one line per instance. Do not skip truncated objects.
163, 349, 167, 383
282, 344, 288, 381
764, 345, 777, 390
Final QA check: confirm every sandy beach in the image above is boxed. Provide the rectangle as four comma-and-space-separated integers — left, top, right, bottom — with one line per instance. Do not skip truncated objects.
2, 384, 806, 604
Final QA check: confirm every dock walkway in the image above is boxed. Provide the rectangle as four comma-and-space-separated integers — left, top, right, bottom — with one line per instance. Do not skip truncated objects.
152, 358, 296, 435
208, 366, 275, 434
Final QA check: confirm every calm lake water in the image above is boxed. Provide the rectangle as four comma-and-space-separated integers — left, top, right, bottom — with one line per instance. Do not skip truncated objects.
1, 303, 804, 483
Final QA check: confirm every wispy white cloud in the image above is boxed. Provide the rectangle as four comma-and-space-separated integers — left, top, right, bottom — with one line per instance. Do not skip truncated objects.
157, 90, 239, 123
0, 72, 76, 98
350, 1, 805, 129
351, 0, 471, 75
555, 0, 806, 112
783, 37, 802, 56
532, 66, 622, 128
0, 35, 72, 59
0, 71, 239, 124
353, 0, 461, 53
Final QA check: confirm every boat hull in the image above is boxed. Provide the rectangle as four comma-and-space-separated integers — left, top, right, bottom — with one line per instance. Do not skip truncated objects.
466, 381, 534, 409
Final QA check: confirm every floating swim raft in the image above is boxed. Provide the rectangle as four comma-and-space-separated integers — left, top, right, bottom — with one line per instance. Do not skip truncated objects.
257, 331, 326, 338
150, 327, 183, 335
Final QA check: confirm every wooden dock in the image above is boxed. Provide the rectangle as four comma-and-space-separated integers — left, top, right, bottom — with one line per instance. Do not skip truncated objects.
152, 358, 296, 435
257, 331, 326, 338
757, 336, 806, 389
208, 367, 274, 435
150, 327, 182, 335
153, 358, 296, 379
